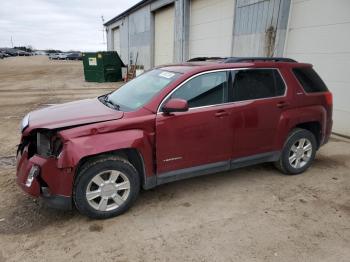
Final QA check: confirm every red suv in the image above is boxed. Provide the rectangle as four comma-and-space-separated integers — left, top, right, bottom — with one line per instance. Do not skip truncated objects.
16, 57, 333, 219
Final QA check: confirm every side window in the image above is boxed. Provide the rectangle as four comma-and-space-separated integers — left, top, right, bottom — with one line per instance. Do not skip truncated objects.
293, 67, 328, 93
170, 72, 228, 108
230, 69, 285, 102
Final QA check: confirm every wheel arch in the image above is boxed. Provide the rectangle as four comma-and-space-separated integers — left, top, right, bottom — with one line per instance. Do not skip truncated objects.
294, 121, 321, 149
57, 129, 156, 194
275, 106, 327, 150
74, 148, 147, 191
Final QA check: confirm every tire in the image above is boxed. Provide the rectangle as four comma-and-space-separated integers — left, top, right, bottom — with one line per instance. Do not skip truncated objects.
275, 128, 317, 175
73, 156, 140, 219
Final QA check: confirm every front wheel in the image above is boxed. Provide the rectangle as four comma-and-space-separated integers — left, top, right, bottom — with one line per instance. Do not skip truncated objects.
73, 156, 140, 219
275, 128, 317, 175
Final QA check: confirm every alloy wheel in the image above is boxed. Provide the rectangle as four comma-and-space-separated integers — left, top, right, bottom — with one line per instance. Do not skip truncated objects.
288, 138, 313, 169
86, 170, 131, 211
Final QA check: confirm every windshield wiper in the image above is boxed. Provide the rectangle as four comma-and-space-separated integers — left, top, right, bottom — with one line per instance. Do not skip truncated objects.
101, 94, 120, 111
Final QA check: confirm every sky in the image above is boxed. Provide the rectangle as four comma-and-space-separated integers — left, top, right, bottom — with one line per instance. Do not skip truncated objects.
0, 0, 140, 51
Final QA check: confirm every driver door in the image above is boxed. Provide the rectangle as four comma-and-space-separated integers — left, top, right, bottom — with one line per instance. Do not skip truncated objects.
155, 71, 233, 176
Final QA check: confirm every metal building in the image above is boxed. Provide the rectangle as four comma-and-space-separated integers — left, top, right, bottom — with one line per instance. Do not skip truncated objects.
104, 0, 350, 137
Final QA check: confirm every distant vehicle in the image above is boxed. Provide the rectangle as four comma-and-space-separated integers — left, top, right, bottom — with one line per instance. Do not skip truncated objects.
16, 50, 32, 56
48, 53, 60, 60
57, 53, 69, 60
66, 53, 82, 60
34, 50, 47, 56
2, 49, 17, 56
0, 51, 9, 59
1, 51, 10, 58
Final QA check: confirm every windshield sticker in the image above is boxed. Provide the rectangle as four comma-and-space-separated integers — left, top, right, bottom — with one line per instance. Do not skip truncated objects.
159, 71, 175, 79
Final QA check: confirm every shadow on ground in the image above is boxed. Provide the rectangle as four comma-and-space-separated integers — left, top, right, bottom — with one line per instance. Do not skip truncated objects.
0, 152, 348, 235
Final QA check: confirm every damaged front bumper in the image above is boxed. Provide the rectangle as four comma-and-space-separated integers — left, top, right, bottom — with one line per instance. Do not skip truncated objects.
16, 145, 73, 210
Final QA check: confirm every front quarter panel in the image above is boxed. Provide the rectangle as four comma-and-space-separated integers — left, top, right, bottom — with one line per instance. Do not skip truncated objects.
57, 126, 155, 184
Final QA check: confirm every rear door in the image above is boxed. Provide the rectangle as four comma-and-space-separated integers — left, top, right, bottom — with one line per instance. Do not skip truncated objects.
156, 71, 233, 175
228, 68, 288, 159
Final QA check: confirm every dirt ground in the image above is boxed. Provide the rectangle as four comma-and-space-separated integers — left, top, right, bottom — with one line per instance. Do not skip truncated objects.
0, 56, 349, 262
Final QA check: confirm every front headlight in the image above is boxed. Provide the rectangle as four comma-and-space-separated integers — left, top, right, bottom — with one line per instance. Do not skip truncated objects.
37, 131, 63, 157
20, 113, 30, 132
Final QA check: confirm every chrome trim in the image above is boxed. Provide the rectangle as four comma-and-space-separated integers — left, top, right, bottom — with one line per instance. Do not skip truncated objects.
157, 68, 288, 114
163, 156, 183, 162
20, 113, 30, 132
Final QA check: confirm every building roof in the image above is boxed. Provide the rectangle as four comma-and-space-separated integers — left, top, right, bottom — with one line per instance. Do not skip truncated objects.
104, 0, 151, 26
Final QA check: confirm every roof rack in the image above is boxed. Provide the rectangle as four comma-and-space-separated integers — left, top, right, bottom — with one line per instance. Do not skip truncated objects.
187, 57, 225, 62
186, 57, 297, 63
223, 57, 297, 63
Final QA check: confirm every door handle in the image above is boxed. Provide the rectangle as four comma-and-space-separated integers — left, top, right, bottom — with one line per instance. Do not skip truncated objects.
276, 101, 289, 108
215, 110, 228, 117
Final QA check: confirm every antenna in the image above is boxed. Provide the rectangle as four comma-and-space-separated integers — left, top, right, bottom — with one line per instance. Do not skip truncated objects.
100, 16, 106, 48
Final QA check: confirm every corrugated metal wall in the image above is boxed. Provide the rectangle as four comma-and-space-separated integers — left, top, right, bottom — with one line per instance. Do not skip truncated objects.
232, 0, 290, 57
106, 18, 129, 65
106, 5, 152, 69
128, 5, 152, 69
106, 0, 182, 69
105, 0, 291, 68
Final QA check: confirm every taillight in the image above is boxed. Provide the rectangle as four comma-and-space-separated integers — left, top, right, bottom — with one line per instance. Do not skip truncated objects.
325, 92, 333, 106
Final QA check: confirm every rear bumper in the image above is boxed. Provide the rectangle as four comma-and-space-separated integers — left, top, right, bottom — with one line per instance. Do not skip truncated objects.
322, 119, 333, 146
16, 147, 73, 210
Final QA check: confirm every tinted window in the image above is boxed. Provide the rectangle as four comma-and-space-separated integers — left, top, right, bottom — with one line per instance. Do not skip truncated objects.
170, 72, 227, 108
230, 69, 285, 102
293, 67, 328, 93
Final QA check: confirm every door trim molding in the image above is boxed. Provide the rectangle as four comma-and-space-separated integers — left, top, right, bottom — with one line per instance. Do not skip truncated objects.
157, 161, 230, 185
156, 151, 281, 186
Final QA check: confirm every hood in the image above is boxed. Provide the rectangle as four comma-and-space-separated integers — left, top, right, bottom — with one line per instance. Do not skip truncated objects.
26, 98, 123, 131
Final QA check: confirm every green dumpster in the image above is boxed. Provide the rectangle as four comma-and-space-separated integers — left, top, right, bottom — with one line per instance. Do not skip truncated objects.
82, 51, 125, 82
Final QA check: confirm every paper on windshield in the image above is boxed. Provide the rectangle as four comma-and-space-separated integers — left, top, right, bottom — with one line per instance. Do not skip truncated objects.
159, 71, 175, 79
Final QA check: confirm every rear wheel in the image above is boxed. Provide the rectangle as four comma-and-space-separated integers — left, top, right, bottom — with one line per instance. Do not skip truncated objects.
73, 156, 140, 219
275, 128, 317, 175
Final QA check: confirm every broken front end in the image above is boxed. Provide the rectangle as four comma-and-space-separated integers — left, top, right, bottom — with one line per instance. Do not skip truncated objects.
16, 128, 73, 210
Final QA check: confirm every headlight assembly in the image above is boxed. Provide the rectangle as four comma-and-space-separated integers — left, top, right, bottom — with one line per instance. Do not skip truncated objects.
36, 131, 63, 157
37, 132, 51, 156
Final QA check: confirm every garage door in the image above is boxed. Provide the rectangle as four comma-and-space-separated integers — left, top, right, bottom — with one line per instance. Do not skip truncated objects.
284, 0, 350, 137
189, 0, 235, 58
154, 5, 175, 66
112, 27, 121, 55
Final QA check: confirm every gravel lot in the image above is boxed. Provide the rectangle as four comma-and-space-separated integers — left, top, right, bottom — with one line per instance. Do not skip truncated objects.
0, 56, 349, 262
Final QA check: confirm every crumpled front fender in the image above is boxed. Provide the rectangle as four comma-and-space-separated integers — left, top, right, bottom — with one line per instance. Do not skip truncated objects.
57, 129, 154, 178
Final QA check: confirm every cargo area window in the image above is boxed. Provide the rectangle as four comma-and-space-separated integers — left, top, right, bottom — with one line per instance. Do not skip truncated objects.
293, 67, 328, 93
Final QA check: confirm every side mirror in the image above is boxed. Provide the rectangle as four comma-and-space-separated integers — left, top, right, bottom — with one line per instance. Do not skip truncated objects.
162, 98, 189, 114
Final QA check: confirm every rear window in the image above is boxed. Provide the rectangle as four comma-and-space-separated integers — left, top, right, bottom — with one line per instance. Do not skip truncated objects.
293, 67, 328, 93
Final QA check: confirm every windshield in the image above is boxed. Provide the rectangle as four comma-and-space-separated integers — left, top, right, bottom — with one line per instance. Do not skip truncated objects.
107, 69, 180, 111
